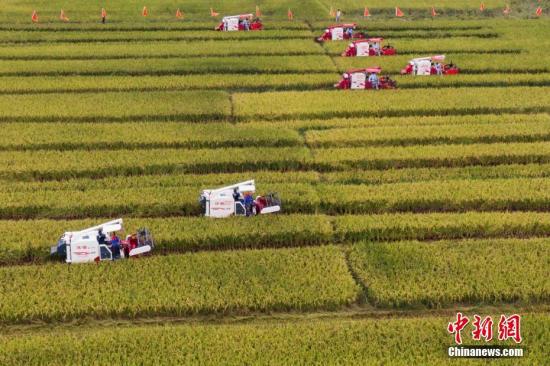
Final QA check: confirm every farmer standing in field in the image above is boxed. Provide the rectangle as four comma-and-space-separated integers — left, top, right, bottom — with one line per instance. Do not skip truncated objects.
335, 9, 342, 22
101, 8, 107, 24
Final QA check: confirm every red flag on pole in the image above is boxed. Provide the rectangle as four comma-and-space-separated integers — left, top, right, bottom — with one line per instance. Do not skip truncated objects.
535, 6, 542, 16
176, 8, 184, 18
431, 7, 437, 16
60, 9, 69, 22
395, 7, 404, 17
31, 10, 38, 23
142, 6, 148, 16
480, 3, 485, 11
256, 5, 261, 17
364, 7, 370, 17
210, 8, 219, 17
503, 4, 511, 15
287, 8, 293, 20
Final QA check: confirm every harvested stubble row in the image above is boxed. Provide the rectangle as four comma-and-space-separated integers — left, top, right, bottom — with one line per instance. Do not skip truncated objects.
348, 238, 550, 308
0, 246, 359, 323
0, 74, 338, 94
0, 178, 549, 219
0, 122, 303, 150
233, 87, 550, 120
0, 142, 548, 180
0, 55, 336, 76
305, 121, 550, 147
1, 314, 547, 366
0, 39, 325, 59
1, 211, 550, 265
0, 90, 230, 122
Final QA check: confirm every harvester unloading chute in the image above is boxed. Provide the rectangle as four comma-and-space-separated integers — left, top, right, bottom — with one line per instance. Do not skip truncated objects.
199, 180, 281, 218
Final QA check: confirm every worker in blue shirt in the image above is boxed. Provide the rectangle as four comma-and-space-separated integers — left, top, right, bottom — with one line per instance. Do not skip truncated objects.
244, 193, 254, 216
368, 72, 379, 90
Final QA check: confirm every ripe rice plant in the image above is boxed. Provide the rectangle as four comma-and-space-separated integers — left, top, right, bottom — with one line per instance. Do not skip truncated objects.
313, 142, 550, 170
254, 113, 549, 130
348, 238, 550, 308
317, 177, 550, 214
0, 245, 360, 323
334, 212, 550, 242
233, 87, 550, 120
306, 121, 550, 147
0, 73, 338, 94
0, 29, 315, 43
0, 122, 302, 150
0, 55, 336, 76
322, 163, 550, 184
0, 314, 547, 365
0, 90, 231, 122
0, 39, 324, 59
0, 147, 311, 180
1, 211, 550, 265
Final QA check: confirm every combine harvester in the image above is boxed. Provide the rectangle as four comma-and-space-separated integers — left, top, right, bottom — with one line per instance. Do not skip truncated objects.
199, 180, 281, 218
401, 55, 460, 75
215, 14, 263, 31
341, 38, 396, 57
51, 219, 154, 264
334, 67, 397, 90
316, 23, 365, 42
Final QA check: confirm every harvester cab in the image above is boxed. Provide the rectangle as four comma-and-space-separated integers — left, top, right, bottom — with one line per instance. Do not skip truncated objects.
342, 38, 396, 57
216, 14, 263, 31
335, 67, 397, 90
316, 23, 364, 42
199, 180, 281, 218
50, 219, 154, 264
401, 55, 460, 75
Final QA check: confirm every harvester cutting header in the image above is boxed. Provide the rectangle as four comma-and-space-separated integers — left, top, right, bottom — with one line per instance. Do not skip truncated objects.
401, 55, 460, 75
216, 14, 263, 31
199, 180, 281, 218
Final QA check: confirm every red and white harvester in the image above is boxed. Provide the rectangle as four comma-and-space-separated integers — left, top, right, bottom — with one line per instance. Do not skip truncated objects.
51, 219, 154, 264
316, 23, 365, 42
401, 55, 460, 75
334, 67, 397, 90
341, 38, 396, 57
215, 14, 263, 31
199, 180, 281, 218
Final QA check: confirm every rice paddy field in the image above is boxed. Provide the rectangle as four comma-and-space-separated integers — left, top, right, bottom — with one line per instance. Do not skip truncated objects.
0, 1, 549, 364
